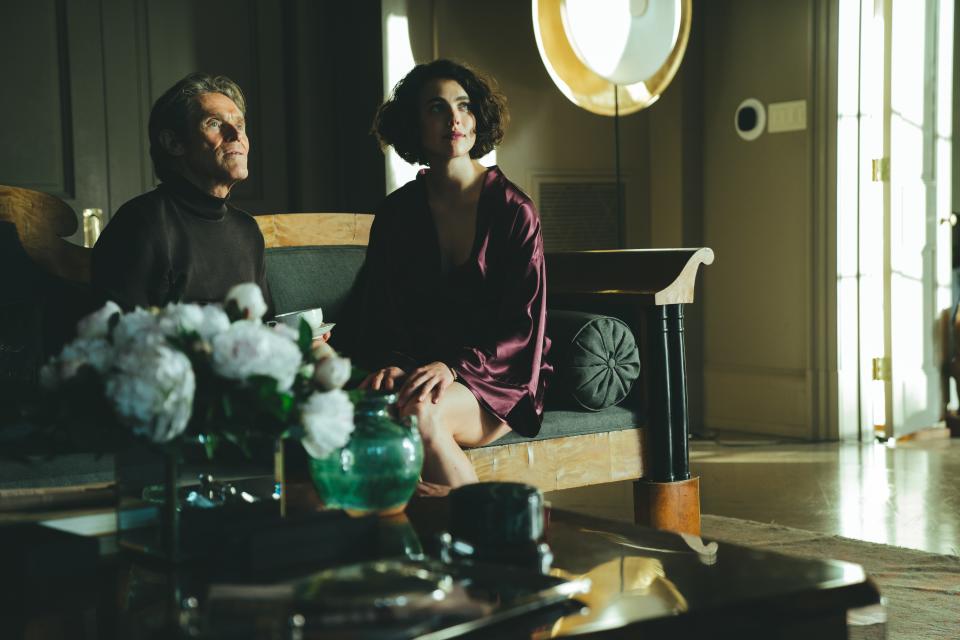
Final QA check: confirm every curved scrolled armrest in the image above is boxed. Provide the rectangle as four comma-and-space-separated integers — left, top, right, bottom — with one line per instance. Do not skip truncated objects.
0, 185, 90, 283
546, 247, 714, 306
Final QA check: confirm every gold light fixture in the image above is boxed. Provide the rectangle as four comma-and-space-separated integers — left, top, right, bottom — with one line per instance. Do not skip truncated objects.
532, 0, 693, 116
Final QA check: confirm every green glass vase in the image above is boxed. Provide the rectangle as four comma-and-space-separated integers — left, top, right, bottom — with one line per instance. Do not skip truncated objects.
309, 392, 423, 516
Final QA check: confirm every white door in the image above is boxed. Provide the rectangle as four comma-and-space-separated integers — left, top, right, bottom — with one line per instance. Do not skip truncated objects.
838, 0, 953, 440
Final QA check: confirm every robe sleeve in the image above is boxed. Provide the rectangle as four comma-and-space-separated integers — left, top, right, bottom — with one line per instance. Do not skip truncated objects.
333, 207, 419, 372
444, 201, 551, 432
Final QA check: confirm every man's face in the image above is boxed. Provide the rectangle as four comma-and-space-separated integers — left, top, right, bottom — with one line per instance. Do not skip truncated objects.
179, 92, 249, 194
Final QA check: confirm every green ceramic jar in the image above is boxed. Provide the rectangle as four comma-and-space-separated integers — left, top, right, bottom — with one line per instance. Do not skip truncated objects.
309, 392, 423, 516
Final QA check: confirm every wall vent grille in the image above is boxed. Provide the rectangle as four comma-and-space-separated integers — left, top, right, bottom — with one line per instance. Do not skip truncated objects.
532, 175, 624, 252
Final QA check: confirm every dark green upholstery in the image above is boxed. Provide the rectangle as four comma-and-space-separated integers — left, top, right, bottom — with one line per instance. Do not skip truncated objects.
547, 309, 641, 411
262, 245, 646, 450
264, 246, 367, 318
488, 404, 643, 447
0, 453, 115, 489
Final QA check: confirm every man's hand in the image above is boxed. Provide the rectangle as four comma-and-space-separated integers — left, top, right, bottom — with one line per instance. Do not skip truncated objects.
309, 332, 332, 349
360, 367, 406, 391
397, 361, 456, 406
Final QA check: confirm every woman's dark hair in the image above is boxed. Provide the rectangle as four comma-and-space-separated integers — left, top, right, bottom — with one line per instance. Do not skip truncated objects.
148, 72, 246, 182
372, 59, 508, 165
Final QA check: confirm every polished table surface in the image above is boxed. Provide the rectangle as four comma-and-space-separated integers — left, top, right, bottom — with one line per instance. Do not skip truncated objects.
2, 494, 880, 639
408, 498, 880, 638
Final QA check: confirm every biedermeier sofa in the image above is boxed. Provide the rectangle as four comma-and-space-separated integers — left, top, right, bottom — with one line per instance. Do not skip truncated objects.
256, 213, 713, 535
0, 187, 712, 535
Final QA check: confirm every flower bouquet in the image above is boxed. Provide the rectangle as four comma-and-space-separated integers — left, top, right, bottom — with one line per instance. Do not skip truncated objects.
33, 283, 356, 461
14, 283, 364, 560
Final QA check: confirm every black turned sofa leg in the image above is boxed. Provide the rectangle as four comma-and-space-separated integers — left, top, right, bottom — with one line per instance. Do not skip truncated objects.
635, 303, 701, 534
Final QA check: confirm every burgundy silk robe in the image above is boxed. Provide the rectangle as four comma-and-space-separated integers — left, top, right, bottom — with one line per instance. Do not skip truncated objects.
338, 166, 552, 438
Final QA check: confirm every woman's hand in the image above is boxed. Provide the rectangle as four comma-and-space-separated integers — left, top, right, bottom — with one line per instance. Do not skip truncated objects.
415, 481, 452, 498
398, 361, 456, 406
360, 366, 406, 391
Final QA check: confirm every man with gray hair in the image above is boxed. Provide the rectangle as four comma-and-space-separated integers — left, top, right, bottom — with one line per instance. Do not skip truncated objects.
92, 72, 272, 313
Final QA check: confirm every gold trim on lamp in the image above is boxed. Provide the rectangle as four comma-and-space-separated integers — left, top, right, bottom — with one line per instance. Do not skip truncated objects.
532, 0, 692, 116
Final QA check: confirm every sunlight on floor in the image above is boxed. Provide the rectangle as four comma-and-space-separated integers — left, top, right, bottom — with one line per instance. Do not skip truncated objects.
546, 439, 960, 556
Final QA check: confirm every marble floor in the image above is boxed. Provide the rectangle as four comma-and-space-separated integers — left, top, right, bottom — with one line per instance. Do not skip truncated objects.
546, 436, 960, 556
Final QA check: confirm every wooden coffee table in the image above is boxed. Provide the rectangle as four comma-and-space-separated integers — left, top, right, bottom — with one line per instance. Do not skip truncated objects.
4, 497, 880, 639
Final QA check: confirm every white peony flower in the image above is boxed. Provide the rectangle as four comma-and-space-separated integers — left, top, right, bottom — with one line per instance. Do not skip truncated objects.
313, 355, 351, 390
225, 283, 268, 321
40, 337, 114, 389
157, 303, 230, 342
198, 305, 231, 340
270, 322, 299, 342
211, 320, 303, 391
76, 301, 122, 339
311, 341, 335, 361
300, 390, 354, 459
105, 342, 195, 443
157, 303, 204, 337
112, 307, 163, 349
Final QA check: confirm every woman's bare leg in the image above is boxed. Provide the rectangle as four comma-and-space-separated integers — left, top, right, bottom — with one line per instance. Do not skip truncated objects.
398, 382, 510, 487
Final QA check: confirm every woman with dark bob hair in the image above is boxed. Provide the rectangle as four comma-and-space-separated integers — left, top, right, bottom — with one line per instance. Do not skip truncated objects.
336, 59, 551, 490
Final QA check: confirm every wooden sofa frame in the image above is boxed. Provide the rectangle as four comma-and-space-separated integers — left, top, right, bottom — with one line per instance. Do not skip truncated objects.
257, 213, 713, 535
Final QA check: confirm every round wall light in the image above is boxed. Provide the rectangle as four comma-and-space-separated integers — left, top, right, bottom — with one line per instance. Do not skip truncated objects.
735, 98, 766, 141
532, 0, 692, 116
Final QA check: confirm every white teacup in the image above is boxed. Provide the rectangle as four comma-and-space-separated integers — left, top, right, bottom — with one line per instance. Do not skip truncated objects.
275, 307, 324, 336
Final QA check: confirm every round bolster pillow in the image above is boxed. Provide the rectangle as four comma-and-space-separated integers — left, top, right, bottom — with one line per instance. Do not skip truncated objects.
547, 310, 641, 411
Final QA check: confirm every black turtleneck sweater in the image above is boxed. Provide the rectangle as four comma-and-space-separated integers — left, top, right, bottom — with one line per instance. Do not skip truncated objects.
92, 173, 273, 315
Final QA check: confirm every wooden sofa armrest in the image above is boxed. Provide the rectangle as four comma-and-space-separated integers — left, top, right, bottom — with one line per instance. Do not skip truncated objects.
256, 213, 373, 248
0, 185, 90, 283
547, 248, 714, 306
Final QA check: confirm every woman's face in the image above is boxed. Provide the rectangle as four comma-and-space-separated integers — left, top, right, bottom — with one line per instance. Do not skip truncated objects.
418, 78, 477, 163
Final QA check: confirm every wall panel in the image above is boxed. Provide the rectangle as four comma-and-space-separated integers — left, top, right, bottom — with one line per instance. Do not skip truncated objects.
144, 0, 288, 214
701, 0, 823, 437
0, 1, 71, 193
0, 0, 110, 241
705, 367, 812, 437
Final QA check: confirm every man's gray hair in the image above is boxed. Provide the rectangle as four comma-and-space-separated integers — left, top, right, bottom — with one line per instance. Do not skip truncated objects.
148, 72, 247, 183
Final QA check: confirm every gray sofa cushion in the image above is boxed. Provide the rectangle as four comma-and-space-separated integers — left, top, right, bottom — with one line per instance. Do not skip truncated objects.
490, 404, 643, 446
547, 310, 641, 411
265, 246, 366, 318
0, 453, 115, 490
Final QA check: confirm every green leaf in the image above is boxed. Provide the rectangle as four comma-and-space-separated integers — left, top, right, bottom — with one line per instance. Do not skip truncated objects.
203, 433, 219, 459
281, 425, 305, 440
298, 318, 313, 356
223, 431, 253, 458
249, 375, 279, 396
221, 394, 233, 419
